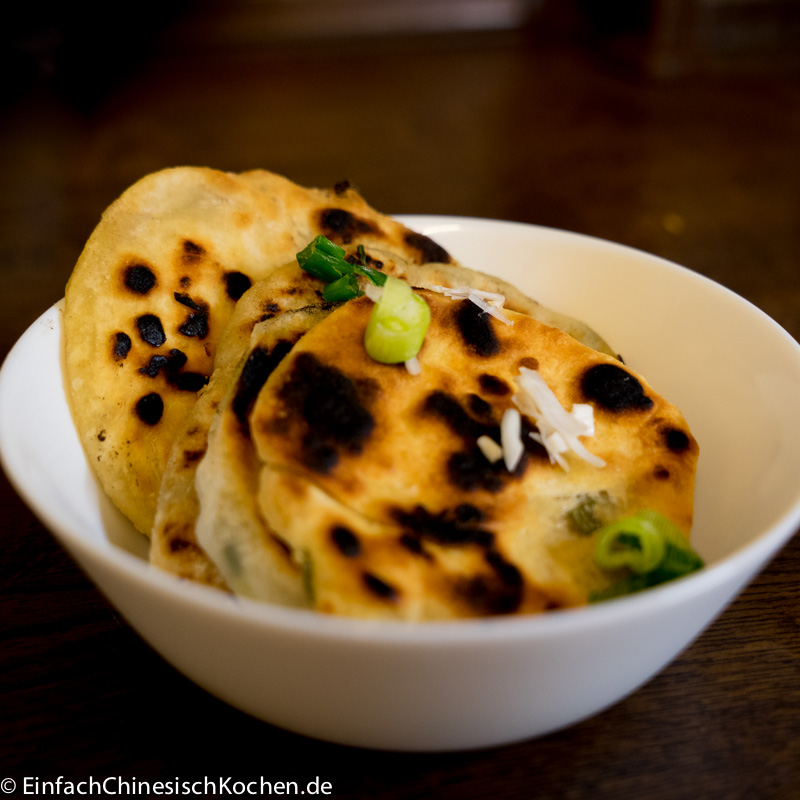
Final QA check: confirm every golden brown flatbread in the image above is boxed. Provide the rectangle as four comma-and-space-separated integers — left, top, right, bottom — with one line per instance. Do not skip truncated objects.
194, 304, 337, 603
167, 258, 618, 590
149, 263, 334, 587
398, 261, 614, 356
63, 167, 462, 535
238, 291, 698, 619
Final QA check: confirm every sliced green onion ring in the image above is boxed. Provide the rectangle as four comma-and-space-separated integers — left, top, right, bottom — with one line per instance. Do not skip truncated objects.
364, 276, 430, 364
591, 509, 704, 602
595, 515, 666, 574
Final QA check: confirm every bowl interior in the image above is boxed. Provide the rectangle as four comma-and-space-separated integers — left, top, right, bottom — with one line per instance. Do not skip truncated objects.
2, 216, 800, 600
404, 216, 800, 565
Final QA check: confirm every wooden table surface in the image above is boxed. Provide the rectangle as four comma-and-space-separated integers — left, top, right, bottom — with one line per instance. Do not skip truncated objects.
1, 12, 799, 800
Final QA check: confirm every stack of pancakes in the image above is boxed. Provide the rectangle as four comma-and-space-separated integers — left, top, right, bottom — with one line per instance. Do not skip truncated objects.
63, 167, 697, 620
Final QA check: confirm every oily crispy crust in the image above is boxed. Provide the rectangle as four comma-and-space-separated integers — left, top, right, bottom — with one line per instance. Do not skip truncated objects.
193, 304, 336, 604
161, 263, 617, 591
149, 263, 331, 587
246, 292, 697, 620
63, 167, 458, 535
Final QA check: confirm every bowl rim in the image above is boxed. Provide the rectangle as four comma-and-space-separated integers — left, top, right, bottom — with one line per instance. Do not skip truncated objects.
2, 214, 800, 646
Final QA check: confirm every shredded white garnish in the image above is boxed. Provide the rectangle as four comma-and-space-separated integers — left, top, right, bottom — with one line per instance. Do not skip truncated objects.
364, 283, 384, 303
428, 285, 513, 326
500, 408, 525, 472
512, 367, 605, 471
404, 356, 422, 376
477, 435, 503, 464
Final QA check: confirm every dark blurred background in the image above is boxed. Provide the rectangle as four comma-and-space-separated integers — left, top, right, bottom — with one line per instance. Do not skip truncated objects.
2, 3, 800, 796
1, 0, 798, 350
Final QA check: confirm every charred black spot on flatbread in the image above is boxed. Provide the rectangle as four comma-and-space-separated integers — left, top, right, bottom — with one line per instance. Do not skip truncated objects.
259, 303, 281, 322
139, 354, 170, 378
362, 572, 399, 602
183, 448, 206, 466
331, 526, 361, 558
468, 393, 494, 419
517, 356, 539, 371
478, 374, 510, 396
136, 314, 167, 347
124, 263, 157, 295
663, 426, 691, 453
113, 332, 132, 360
392, 504, 494, 547
456, 300, 501, 357
422, 391, 486, 440
167, 348, 188, 370
137, 349, 205, 390
233, 340, 296, 437
459, 550, 524, 615
318, 208, 376, 244
173, 372, 209, 392
181, 239, 205, 262
346, 251, 384, 270
398, 533, 432, 560
168, 537, 190, 553
174, 292, 202, 311
455, 503, 485, 524
225, 271, 252, 300
421, 391, 535, 491
279, 352, 375, 472
136, 392, 164, 425
582, 363, 653, 411
179, 307, 209, 339
448, 449, 506, 492
333, 179, 350, 195
403, 231, 452, 264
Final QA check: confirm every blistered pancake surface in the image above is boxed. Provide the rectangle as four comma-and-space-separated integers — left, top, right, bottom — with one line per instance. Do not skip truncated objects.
247, 293, 698, 619
63, 167, 457, 535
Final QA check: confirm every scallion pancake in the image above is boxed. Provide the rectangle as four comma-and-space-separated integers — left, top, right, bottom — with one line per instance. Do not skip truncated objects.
197, 291, 696, 619
63, 166, 463, 535
149, 263, 334, 587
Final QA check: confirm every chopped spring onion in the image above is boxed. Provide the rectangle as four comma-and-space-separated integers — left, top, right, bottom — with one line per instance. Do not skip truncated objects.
296, 235, 350, 283
364, 275, 431, 364
513, 367, 605, 471
595, 514, 666, 574
352, 261, 387, 288
591, 510, 704, 601
322, 272, 361, 302
297, 235, 386, 302
566, 494, 605, 535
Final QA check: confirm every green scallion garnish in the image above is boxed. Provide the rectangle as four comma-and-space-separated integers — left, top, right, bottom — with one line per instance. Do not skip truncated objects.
590, 509, 704, 602
352, 262, 388, 287
322, 272, 361, 302
295, 235, 430, 364
566, 495, 604, 535
364, 275, 431, 364
296, 234, 387, 301
296, 235, 350, 283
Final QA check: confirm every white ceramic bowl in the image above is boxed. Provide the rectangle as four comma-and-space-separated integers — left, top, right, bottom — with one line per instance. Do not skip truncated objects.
2, 216, 800, 752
